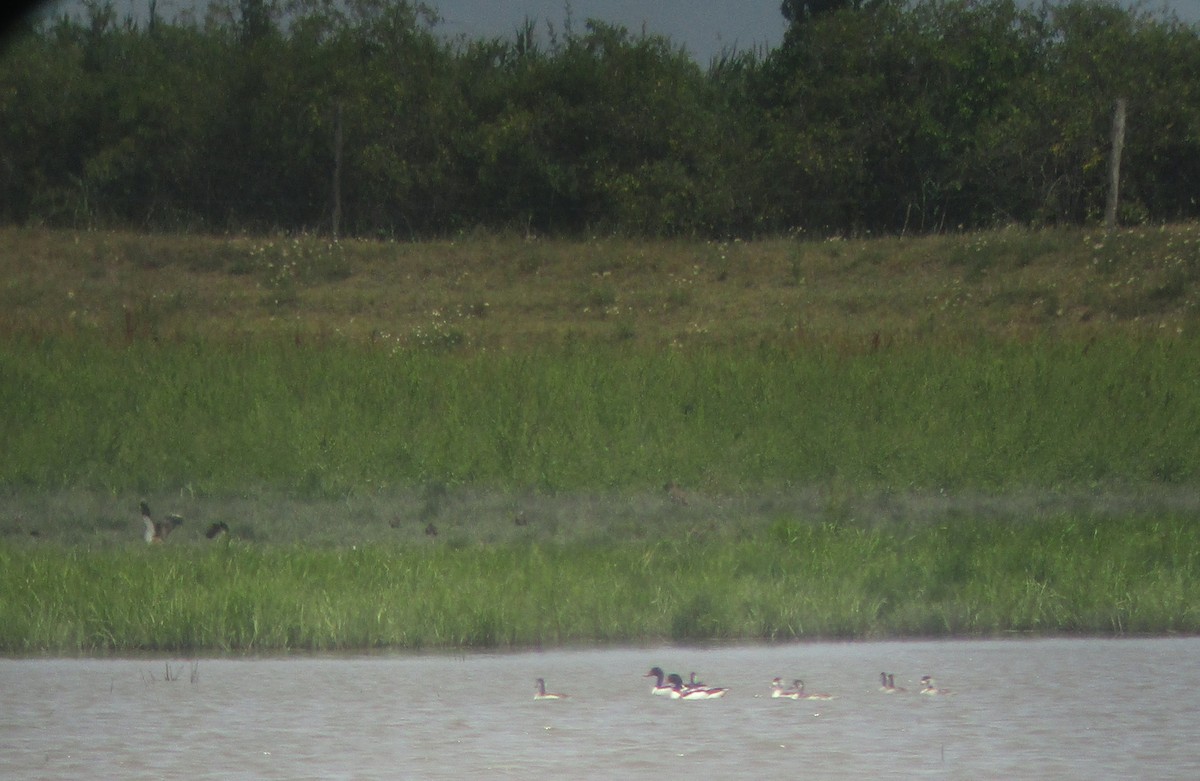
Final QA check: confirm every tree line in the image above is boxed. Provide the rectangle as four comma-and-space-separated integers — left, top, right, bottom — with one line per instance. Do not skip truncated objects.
1, 0, 1198, 238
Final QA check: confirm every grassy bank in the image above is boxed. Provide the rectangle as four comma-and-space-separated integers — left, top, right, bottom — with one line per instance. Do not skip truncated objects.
3, 225, 1200, 650
3, 514, 1196, 653
2, 224, 1199, 349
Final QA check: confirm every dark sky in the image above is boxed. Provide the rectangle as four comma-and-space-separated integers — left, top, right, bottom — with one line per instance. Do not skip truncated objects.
430, 0, 790, 63
17, 0, 1200, 65
428, 0, 1200, 63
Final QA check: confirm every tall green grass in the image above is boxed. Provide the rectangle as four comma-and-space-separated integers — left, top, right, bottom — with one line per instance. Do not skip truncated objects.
3, 514, 1196, 653
2, 336, 1198, 496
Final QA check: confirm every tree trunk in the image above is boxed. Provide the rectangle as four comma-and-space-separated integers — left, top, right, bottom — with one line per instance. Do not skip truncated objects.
1104, 97, 1127, 231
332, 101, 343, 240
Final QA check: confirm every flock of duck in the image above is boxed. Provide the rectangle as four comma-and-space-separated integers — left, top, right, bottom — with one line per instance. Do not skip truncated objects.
534, 668, 953, 701
141, 497, 957, 706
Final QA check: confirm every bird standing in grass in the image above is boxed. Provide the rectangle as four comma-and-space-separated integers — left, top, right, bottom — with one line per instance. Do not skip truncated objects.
140, 501, 183, 544
205, 521, 229, 539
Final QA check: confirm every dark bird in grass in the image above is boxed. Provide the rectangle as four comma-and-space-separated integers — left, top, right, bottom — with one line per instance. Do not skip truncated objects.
425, 522, 438, 537
665, 481, 689, 506
205, 521, 229, 539
141, 501, 183, 544
514, 511, 528, 526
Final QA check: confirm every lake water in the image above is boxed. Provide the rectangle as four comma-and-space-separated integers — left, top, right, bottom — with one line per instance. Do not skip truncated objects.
2, 637, 1196, 779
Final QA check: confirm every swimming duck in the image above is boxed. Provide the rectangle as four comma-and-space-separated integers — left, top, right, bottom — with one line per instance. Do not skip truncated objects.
771, 677, 801, 699
920, 675, 951, 695
792, 679, 834, 700
534, 678, 568, 700
666, 673, 727, 700
887, 674, 907, 693
141, 501, 183, 544
688, 672, 727, 698
645, 667, 676, 696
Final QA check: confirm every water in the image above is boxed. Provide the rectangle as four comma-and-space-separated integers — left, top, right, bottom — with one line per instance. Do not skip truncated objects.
2, 638, 1197, 779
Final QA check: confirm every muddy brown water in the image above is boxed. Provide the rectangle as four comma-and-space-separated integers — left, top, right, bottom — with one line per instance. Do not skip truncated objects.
3, 638, 1196, 779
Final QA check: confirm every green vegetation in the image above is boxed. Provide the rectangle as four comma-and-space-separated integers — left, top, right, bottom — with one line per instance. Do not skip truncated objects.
2, 225, 1199, 651
3, 334, 1200, 495
3, 0, 1199, 236
6, 0, 1200, 652
2, 224, 1200, 498
3, 515, 1197, 653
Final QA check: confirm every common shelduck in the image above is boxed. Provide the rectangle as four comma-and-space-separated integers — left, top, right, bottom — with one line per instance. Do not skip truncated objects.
645, 667, 675, 696
772, 677, 832, 700
771, 677, 801, 699
920, 675, 951, 695
666, 673, 727, 700
534, 678, 568, 700
792, 679, 833, 700
141, 501, 183, 544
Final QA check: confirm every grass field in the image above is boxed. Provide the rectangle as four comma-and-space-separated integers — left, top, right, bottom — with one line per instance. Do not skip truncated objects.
3, 224, 1199, 652
3, 514, 1197, 653
3, 336, 1198, 497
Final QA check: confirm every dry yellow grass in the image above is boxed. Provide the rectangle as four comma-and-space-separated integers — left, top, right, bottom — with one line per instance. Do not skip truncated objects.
2, 223, 1198, 350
